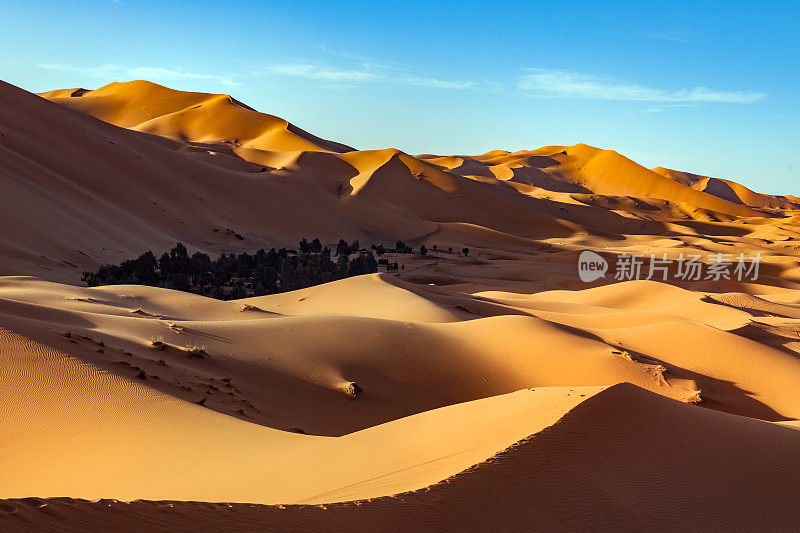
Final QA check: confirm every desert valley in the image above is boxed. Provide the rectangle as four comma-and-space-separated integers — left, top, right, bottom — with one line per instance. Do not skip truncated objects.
1, 78, 800, 531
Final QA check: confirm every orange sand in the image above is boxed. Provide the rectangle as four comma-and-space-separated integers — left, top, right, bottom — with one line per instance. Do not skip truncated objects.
1, 79, 799, 531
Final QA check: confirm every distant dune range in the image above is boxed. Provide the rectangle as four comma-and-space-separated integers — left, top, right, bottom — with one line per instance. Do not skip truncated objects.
2, 79, 800, 530
0, 79, 795, 291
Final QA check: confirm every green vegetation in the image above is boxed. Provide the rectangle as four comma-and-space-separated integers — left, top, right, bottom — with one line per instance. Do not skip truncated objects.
81, 239, 467, 299
394, 240, 414, 254
81, 240, 379, 299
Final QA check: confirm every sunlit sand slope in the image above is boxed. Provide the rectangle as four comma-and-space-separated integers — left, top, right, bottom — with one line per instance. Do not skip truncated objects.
0, 314, 603, 504
3, 384, 799, 532
2, 274, 800, 438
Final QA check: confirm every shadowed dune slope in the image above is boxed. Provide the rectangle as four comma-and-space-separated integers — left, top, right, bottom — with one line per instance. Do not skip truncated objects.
3, 384, 799, 532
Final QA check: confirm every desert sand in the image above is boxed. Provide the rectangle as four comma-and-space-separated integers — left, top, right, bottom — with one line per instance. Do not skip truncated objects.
2, 79, 800, 531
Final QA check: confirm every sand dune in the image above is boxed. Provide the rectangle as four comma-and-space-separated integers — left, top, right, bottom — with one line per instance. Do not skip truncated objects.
2, 273, 800, 510
3, 384, 799, 532
41, 82, 766, 222
0, 316, 603, 504
3, 77, 800, 530
653, 166, 800, 211
40, 80, 353, 153
3, 274, 800, 435
424, 144, 762, 217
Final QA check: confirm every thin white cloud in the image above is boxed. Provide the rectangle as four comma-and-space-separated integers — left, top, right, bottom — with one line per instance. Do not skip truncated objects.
38, 63, 239, 87
126, 67, 239, 87
39, 60, 481, 92
397, 75, 476, 90
263, 63, 477, 90
518, 69, 766, 104
39, 62, 123, 77
40, 59, 480, 92
264, 64, 378, 82
318, 46, 393, 68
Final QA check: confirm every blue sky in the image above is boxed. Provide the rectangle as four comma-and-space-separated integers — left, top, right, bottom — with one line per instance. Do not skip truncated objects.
1, 0, 797, 193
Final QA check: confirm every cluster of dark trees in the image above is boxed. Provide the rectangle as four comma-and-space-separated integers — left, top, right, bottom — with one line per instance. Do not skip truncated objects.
81, 239, 473, 300
416, 244, 469, 257
81, 241, 380, 300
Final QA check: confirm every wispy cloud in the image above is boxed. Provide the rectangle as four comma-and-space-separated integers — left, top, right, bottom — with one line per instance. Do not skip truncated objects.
263, 64, 378, 82
518, 69, 766, 104
126, 67, 239, 87
263, 62, 478, 90
318, 46, 395, 68
40, 59, 481, 92
397, 75, 477, 90
39, 62, 122, 77
38, 63, 239, 87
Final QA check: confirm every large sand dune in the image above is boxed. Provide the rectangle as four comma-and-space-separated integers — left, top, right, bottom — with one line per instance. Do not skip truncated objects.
3, 78, 800, 530
3, 383, 799, 532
